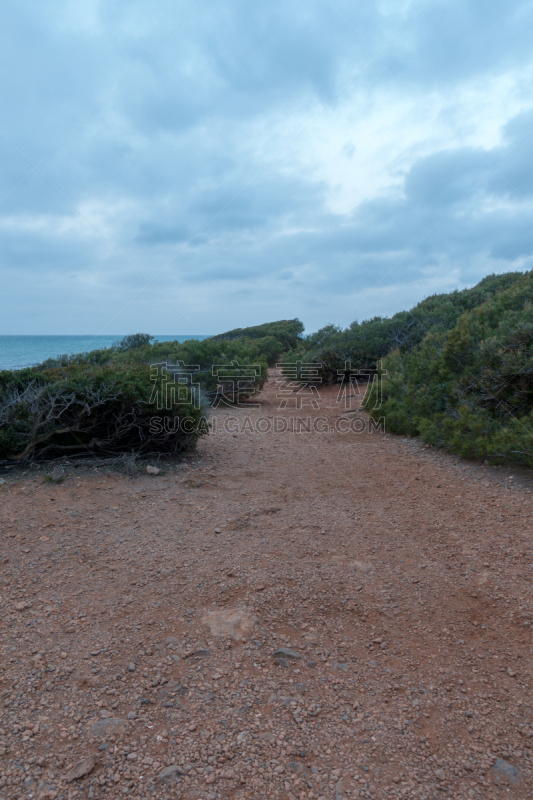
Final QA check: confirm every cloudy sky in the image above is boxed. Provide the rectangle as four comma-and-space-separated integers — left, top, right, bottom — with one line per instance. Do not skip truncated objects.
1, 0, 533, 335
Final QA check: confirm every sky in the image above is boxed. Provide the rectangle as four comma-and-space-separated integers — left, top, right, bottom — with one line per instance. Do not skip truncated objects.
1, 0, 533, 336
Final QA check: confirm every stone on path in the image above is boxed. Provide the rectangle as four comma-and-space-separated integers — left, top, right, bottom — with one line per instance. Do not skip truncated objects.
272, 647, 302, 660
90, 717, 128, 737
492, 759, 522, 783
64, 753, 98, 782
158, 764, 185, 783
202, 608, 257, 640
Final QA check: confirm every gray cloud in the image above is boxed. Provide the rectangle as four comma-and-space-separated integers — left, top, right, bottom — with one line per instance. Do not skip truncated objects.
1, 0, 533, 334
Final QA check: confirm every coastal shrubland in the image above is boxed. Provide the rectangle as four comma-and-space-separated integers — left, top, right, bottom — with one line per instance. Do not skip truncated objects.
293, 269, 532, 466
208, 318, 304, 351
281, 272, 524, 380
0, 363, 205, 463
0, 321, 303, 464
366, 271, 533, 465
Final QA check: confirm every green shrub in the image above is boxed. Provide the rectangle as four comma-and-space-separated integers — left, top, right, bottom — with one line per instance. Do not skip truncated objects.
39, 331, 281, 393
367, 271, 533, 465
209, 319, 304, 350
285, 272, 526, 381
0, 363, 206, 464
118, 333, 154, 351
1, 320, 302, 464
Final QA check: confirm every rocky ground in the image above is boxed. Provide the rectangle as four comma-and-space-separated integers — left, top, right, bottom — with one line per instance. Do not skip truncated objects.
0, 374, 532, 800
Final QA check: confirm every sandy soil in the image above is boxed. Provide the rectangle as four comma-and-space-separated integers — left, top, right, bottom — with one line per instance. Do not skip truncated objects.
0, 372, 532, 800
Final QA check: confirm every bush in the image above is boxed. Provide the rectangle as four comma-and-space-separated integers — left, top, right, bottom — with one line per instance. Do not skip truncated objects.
209, 319, 305, 350
366, 270, 533, 465
118, 333, 154, 351
285, 272, 526, 381
0, 363, 206, 464
39, 333, 283, 402
1, 320, 302, 463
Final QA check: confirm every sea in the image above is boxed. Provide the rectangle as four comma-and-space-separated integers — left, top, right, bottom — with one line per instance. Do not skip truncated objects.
0, 335, 211, 371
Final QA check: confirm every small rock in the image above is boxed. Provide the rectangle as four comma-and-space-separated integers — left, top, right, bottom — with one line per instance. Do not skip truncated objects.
237, 731, 250, 744
165, 680, 187, 695
158, 764, 184, 783
272, 647, 301, 661
64, 753, 98, 782
492, 759, 522, 783
274, 658, 289, 668
127, 712, 137, 720
288, 761, 308, 774
202, 608, 258, 641
165, 636, 179, 646
184, 648, 211, 659
128, 662, 136, 672
147, 465, 160, 475
90, 717, 128, 737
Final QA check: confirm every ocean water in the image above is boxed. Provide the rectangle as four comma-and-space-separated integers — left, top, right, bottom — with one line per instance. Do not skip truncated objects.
0, 335, 210, 371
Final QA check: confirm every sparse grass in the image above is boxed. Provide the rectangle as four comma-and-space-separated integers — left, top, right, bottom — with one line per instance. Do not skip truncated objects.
43, 472, 66, 484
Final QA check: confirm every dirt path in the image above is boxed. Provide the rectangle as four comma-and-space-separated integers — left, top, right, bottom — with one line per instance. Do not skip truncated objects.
1, 373, 532, 800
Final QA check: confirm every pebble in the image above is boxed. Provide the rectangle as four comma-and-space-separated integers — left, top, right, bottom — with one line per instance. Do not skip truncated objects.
158, 764, 184, 783
492, 759, 522, 783
64, 753, 98, 782
184, 648, 211, 659
202, 608, 258, 640
272, 647, 302, 660
91, 717, 128, 737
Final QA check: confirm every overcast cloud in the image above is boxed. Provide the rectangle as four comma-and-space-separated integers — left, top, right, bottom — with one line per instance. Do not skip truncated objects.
1, 0, 533, 334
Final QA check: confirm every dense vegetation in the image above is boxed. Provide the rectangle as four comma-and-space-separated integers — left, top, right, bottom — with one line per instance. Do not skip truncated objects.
283, 272, 524, 381
0, 321, 303, 464
366, 271, 533, 465
0, 363, 205, 463
293, 270, 532, 466
209, 319, 304, 350
3, 275, 533, 468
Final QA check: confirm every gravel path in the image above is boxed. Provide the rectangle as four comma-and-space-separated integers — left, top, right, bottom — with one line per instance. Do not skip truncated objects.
0, 375, 532, 800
